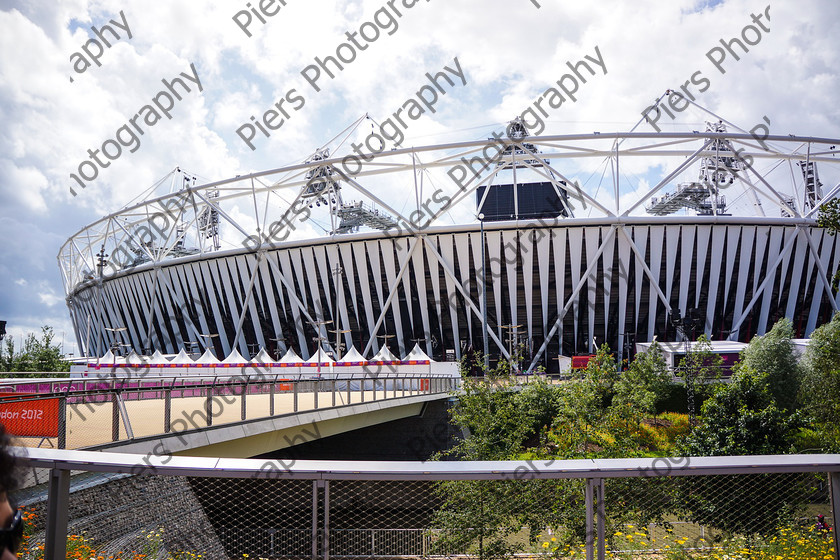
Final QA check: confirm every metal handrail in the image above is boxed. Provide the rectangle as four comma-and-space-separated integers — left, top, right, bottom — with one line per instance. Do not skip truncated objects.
0, 372, 457, 403
14, 449, 840, 560
15, 449, 840, 480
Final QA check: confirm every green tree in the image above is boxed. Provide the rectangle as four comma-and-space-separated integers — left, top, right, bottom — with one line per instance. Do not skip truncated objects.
734, 318, 800, 412
578, 343, 619, 409
801, 312, 840, 451
0, 326, 69, 374
680, 369, 800, 457
433, 344, 695, 555
677, 367, 804, 536
817, 197, 840, 235
676, 334, 722, 417
448, 376, 559, 461
613, 341, 671, 415
817, 200, 840, 288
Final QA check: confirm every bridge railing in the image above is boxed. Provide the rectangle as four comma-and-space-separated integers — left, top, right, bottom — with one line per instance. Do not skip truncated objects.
0, 373, 460, 450
13, 449, 840, 560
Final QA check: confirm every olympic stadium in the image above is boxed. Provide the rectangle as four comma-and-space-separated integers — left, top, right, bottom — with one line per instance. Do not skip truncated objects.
58, 101, 840, 372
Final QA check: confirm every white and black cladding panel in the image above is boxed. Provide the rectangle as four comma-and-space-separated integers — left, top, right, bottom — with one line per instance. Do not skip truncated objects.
71, 222, 840, 370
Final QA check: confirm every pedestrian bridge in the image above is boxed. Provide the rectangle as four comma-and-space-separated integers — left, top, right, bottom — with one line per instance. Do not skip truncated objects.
0, 373, 460, 458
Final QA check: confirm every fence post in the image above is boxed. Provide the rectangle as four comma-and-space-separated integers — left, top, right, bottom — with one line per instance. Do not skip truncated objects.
56, 393, 67, 450
597, 479, 606, 560
830, 472, 840, 560
585, 478, 594, 560
164, 386, 172, 433
314, 380, 319, 409
206, 380, 214, 427
44, 467, 70, 560
241, 378, 247, 421
111, 380, 120, 441
332, 379, 336, 407
324, 480, 330, 560
270, 375, 276, 416
294, 377, 299, 413
311, 480, 319, 560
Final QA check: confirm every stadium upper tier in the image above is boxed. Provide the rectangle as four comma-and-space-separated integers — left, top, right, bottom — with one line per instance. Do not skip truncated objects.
58, 115, 840, 369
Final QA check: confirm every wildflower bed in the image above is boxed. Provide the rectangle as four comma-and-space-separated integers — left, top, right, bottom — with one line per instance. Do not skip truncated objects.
19, 510, 203, 560
542, 523, 835, 559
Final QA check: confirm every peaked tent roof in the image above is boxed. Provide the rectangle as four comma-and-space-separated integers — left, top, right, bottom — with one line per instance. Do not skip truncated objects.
405, 343, 432, 362
170, 349, 194, 365
222, 348, 247, 364
98, 350, 115, 364
251, 348, 274, 364
195, 348, 218, 364
305, 347, 335, 364
149, 350, 170, 364
372, 345, 398, 362
338, 345, 367, 363
278, 348, 303, 364
124, 351, 146, 365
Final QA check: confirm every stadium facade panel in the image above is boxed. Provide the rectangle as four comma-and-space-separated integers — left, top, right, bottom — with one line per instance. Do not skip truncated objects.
60, 119, 840, 369
68, 216, 839, 371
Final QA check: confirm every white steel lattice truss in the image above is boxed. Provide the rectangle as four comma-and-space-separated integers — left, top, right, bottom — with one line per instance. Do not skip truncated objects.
59, 118, 840, 370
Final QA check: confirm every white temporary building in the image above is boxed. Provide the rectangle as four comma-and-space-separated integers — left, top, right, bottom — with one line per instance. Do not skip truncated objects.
98, 349, 115, 364
149, 350, 170, 365
278, 348, 303, 364
123, 351, 148, 366
404, 344, 432, 362
304, 347, 334, 365
195, 349, 218, 364
338, 346, 367, 364
251, 348, 274, 364
169, 349, 195, 365
222, 348, 247, 364
371, 345, 398, 363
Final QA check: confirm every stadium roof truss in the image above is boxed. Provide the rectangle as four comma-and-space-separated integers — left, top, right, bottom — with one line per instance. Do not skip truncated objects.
59, 107, 840, 362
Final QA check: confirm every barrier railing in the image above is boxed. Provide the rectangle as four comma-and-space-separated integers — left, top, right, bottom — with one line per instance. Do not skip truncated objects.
13, 449, 840, 560
0, 373, 460, 450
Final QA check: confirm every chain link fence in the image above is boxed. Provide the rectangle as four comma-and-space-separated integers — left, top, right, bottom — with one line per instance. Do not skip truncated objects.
13, 450, 840, 560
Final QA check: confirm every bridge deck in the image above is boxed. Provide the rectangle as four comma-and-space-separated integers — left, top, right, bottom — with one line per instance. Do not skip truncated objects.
0, 375, 459, 454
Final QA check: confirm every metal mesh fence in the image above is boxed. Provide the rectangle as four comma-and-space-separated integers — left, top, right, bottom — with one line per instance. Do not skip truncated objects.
12, 455, 839, 560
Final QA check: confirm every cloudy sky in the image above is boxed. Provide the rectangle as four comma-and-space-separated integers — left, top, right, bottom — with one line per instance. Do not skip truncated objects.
1, 0, 838, 356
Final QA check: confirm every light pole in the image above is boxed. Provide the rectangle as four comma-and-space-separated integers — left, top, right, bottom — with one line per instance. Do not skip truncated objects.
104, 326, 126, 356
501, 324, 522, 374
308, 319, 332, 376
479, 213, 489, 369
332, 264, 343, 355
96, 245, 108, 356
270, 335, 286, 360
